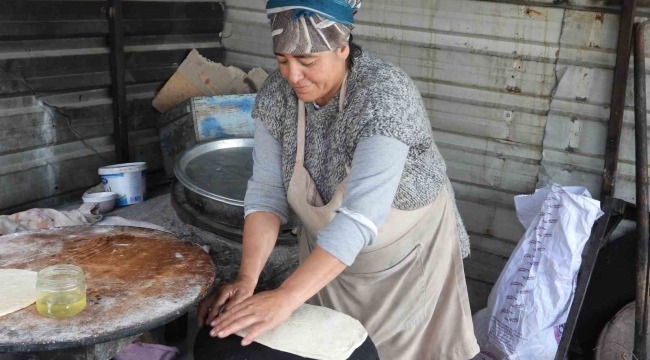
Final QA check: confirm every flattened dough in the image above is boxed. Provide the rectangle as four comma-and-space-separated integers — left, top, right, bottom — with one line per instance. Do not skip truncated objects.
236, 304, 368, 360
0, 269, 38, 317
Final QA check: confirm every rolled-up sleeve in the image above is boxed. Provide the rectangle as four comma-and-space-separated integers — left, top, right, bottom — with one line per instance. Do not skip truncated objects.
243, 119, 290, 224
316, 135, 409, 266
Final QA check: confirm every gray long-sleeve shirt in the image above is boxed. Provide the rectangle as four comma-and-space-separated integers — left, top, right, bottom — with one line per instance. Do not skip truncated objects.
244, 118, 409, 266
250, 54, 471, 259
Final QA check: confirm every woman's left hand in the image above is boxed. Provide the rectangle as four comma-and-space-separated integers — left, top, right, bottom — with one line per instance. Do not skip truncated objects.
209, 288, 301, 346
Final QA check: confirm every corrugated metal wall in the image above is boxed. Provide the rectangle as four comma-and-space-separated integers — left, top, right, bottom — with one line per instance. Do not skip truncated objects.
220, 0, 650, 310
543, 11, 646, 238
0, 0, 224, 214
4, 0, 649, 310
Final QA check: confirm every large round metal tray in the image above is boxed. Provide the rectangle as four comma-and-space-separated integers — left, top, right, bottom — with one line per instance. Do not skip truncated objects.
174, 138, 296, 238
175, 138, 254, 207
171, 180, 297, 244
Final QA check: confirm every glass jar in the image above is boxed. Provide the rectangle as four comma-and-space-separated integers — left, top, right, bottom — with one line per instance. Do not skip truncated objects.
35, 264, 87, 318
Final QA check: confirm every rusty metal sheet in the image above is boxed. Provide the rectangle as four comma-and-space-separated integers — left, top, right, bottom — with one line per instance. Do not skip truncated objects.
220, 0, 567, 310
219, 0, 650, 312
0, 226, 215, 353
542, 8, 650, 232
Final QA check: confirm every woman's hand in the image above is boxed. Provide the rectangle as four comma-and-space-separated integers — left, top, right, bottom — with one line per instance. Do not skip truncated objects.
209, 287, 302, 346
197, 275, 257, 327
205, 246, 346, 346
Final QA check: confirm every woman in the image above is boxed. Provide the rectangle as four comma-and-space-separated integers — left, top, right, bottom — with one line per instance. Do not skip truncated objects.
197, 1, 479, 359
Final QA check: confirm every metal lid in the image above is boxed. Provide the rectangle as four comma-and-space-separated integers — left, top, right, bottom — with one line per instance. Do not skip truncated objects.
175, 139, 254, 207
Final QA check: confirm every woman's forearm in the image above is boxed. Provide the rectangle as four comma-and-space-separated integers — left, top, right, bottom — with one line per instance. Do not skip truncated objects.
279, 246, 347, 304
238, 212, 282, 283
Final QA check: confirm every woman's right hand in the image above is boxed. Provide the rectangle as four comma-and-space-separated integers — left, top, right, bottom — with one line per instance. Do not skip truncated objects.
197, 274, 257, 327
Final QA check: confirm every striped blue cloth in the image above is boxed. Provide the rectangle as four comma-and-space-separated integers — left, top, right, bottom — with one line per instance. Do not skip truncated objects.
266, 0, 361, 26
266, 0, 361, 54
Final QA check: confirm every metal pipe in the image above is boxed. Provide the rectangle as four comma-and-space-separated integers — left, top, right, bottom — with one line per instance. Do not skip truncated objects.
108, 0, 129, 164
601, 0, 638, 200
634, 21, 650, 360
556, 0, 638, 357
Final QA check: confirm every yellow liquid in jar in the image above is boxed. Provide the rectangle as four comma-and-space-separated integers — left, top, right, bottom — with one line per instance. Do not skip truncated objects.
36, 289, 87, 318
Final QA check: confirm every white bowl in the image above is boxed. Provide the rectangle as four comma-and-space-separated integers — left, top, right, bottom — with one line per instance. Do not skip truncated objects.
82, 192, 117, 214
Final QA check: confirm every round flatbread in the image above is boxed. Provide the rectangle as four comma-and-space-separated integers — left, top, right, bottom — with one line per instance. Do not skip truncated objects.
0, 269, 38, 317
236, 304, 368, 360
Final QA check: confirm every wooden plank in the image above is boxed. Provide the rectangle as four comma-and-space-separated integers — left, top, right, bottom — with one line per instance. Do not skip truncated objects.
0, 47, 224, 95
0, 1, 223, 21
0, 34, 220, 60
0, 111, 113, 155
0, 0, 224, 213
1, 48, 223, 78
0, 148, 156, 210
109, 0, 129, 163
0, 2, 224, 38
123, 19, 223, 36
0, 96, 163, 156
0, 131, 163, 212
129, 98, 162, 131
194, 95, 256, 141
122, 1, 224, 20
158, 112, 196, 179
0, 1, 105, 21
0, 20, 226, 39
0, 170, 168, 216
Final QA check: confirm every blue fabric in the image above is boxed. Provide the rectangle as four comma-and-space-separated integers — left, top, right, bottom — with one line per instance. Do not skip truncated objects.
266, 0, 355, 26
293, 9, 315, 21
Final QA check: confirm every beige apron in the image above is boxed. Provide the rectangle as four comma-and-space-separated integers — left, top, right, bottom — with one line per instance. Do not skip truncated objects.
286, 79, 480, 360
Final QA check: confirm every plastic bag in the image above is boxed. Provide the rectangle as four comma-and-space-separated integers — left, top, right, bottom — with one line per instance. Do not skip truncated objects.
473, 308, 565, 360
473, 184, 603, 360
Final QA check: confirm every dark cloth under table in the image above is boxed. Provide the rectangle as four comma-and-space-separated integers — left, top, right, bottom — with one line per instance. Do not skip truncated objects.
193, 326, 380, 360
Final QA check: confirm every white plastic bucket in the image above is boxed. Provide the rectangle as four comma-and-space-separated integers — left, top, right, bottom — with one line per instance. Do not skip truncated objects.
98, 162, 147, 206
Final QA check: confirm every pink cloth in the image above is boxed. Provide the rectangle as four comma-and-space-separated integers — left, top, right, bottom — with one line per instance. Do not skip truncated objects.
115, 342, 180, 360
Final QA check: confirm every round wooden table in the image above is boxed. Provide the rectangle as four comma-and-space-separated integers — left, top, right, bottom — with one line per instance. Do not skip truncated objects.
0, 226, 215, 358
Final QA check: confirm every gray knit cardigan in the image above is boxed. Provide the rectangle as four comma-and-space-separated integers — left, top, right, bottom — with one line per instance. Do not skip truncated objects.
252, 52, 471, 258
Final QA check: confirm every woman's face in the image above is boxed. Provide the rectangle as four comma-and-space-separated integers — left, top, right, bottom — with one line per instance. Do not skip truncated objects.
276, 46, 350, 104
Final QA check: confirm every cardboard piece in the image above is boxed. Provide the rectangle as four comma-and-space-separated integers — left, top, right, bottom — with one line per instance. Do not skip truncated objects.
245, 68, 269, 93
152, 72, 205, 113
152, 49, 269, 113
227, 66, 250, 95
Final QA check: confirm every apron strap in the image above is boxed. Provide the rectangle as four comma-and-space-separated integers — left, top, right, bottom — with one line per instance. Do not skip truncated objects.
296, 99, 306, 167
338, 73, 348, 113
296, 72, 348, 168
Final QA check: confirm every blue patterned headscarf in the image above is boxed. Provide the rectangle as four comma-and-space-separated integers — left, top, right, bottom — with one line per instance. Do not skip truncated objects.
266, 0, 362, 55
